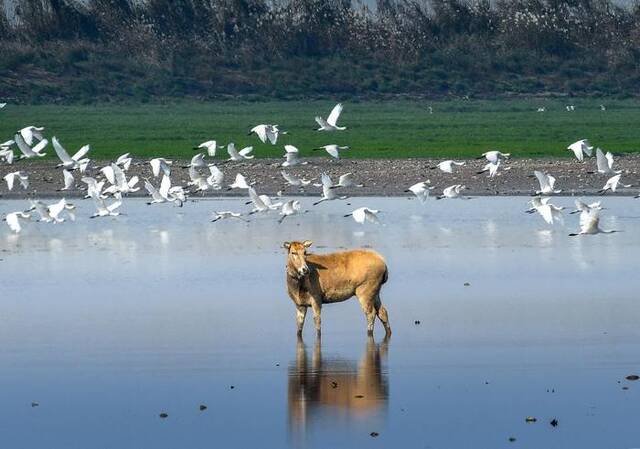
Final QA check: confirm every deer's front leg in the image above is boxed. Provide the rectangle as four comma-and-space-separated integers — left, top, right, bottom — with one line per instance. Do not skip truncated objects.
295, 305, 307, 336
310, 300, 322, 337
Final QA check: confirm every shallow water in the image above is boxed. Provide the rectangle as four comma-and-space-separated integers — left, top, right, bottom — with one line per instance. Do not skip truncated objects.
0, 196, 639, 449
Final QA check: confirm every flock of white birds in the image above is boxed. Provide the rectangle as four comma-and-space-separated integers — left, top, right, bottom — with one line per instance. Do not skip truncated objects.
0, 102, 634, 236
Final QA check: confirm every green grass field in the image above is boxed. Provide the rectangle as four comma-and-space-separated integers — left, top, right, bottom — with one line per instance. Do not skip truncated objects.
1, 99, 639, 160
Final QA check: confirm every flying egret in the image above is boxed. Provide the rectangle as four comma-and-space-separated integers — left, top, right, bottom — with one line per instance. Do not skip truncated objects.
227, 143, 254, 161
229, 173, 252, 189
344, 207, 381, 224
478, 151, 510, 163
599, 174, 631, 194
185, 153, 206, 168
47, 199, 76, 223
569, 209, 617, 236
0, 148, 14, 164
14, 133, 47, 158
3, 171, 29, 190
570, 199, 603, 215
534, 170, 561, 194
405, 181, 433, 203
0, 103, 5, 109
102, 163, 139, 195
333, 173, 363, 188
312, 173, 348, 205
90, 192, 122, 218
81, 176, 106, 199
315, 103, 346, 131
313, 144, 349, 159
59, 169, 74, 191
436, 184, 467, 199
247, 187, 281, 213
115, 153, 132, 171
52, 137, 91, 171
282, 145, 307, 167
206, 165, 224, 190
278, 200, 303, 223
281, 170, 311, 187
19, 126, 45, 146
144, 175, 184, 206
150, 158, 172, 177
249, 124, 285, 145
197, 140, 222, 157
4, 211, 31, 233
29, 200, 53, 222
431, 160, 465, 173
525, 197, 564, 225
567, 139, 593, 161
595, 148, 620, 175
537, 107, 546, 112
477, 161, 503, 177
211, 211, 248, 223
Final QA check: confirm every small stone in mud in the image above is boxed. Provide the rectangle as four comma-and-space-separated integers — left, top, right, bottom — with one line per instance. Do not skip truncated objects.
330, 381, 338, 389
550, 419, 558, 427
464, 282, 470, 286
159, 413, 168, 418
626, 375, 639, 381
525, 416, 537, 423
355, 394, 364, 398
199, 405, 207, 411
370, 432, 379, 437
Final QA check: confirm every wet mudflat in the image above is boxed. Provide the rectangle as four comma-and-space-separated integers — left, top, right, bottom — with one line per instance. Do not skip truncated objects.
0, 196, 638, 449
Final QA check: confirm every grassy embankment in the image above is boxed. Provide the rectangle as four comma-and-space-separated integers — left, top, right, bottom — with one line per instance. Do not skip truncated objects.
1, 99, 639, 161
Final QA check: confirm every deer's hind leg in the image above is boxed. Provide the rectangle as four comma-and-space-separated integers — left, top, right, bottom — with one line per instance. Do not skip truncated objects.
355, 283, 382, 336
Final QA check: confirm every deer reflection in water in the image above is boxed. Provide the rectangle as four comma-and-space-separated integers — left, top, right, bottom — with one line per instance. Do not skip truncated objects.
288, 336, 389, 436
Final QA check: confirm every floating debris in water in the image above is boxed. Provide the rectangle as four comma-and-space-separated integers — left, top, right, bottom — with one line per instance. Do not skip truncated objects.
508, 437, 517, 442
370, 432, 379, 437
354, 394, 364, 398
626, 375, 639, 381
414, 320, 421, 325
199, 405, 207, 411
550, 418, 558, 427
622, 386, 629, 390
159, 413, 168, 419
464, 282, 471, 286
230, 385, 235, 389
525, 416, 537, 423
31, 402, 39, 408
330, 381, 338, 389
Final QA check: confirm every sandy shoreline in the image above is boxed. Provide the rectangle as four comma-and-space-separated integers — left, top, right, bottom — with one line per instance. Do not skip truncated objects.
1, 156, 639, 199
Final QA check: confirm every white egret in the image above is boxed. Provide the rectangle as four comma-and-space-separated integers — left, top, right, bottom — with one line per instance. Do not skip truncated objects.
102, 163, 139, 195
115, 153, 132, 171
150, 158, 172, 177
313, 144, 349, 159
4, 171, 29, 190
334, 173, 363, 188
478, 151, 510, 163
278, 200, 303, 223
595, 148, 619, 175
52, 137, 90, 171
569, 209, 617, 236
534, 170, 561, 194
0, 148, 14, 164
281, 170, 311, 187
81, 176, 106, 199
186, 153, 206, 168
570, 199, 603, 215
90, 192, 122, 218
405, 181, 433, 203
431, 160, 465, 173
436, 184, 467, 199
197, 140, 222, 157
344, 207, 381, 224
19, 126, 45, 146
206, 165, 224, 190
282, 145, 307, 167
599, 174, 631, 194
211, 211, 248, 223
315, 103, 346, 131
59, 169, 74, 191
144, 175, 184, 206
313, 173, 348, 205
14, 133, 47, 158
229, 173, 252, 189
525, 197, 564, 225
477, 161, 503, 177
227, 143, 254, 161
3, 211, 31, 233
567, 139, 592, 161
47, 199, 76, 223
249, 124, 284, 145
247, 187, 281, 213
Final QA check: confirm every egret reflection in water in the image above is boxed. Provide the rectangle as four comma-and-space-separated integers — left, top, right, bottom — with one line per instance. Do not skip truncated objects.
288, 336, 389, 438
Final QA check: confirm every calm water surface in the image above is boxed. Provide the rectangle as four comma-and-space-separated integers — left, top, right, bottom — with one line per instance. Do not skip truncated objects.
0, 196, 638, 449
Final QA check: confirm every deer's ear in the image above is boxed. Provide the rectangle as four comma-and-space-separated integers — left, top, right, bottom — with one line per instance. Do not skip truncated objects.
283, 241, 291, 249
302, 240, 313, 248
